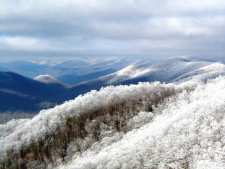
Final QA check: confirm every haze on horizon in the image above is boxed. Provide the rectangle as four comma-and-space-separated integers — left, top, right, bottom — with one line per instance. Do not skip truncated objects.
0, 0, 225, 61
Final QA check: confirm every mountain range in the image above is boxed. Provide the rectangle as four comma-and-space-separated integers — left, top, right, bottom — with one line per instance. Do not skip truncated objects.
1, 72, 225, 169
0, 57, 225, 113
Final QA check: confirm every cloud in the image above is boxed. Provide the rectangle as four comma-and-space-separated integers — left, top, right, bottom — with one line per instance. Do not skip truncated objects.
0, 0, 225, 59
0, 36, 51, 51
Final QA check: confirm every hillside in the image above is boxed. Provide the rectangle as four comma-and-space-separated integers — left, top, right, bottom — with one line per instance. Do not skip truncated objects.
0, 82, 178, 169
1, 75, 225, 169
69, 58, 225, 90
0, 72, 73, 112
57, 77, 225, 169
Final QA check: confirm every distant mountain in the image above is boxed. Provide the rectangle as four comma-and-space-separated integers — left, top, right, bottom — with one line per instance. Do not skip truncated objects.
0, 61, 48, 77
68, 58, 225, 91
56, 58, 129, 85
103, 58, 225, 85
0, 72, 74, 112
1, 58, 225, 113
34, 74, 63, 84
0, 70, 124, 113
174, 62, 225, 82
0, 58, 129, 85
58, 68, 115, 85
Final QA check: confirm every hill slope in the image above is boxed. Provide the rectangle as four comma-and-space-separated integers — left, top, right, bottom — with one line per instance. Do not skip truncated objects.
0, 72, 73, 112
1, 76, 225, 169
58, 77, 225, 169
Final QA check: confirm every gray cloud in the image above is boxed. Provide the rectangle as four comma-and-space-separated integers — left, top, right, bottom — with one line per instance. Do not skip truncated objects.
0, 0, 225, 60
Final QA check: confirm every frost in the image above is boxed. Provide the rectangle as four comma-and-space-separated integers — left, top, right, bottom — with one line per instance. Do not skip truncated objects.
0, 119, 29, 138
56, 77, 225, 169
0, 82, 176, 160
2, 76, 225, 169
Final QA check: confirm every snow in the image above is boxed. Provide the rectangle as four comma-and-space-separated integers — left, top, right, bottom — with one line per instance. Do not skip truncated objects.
116, 64, 154, 78
2, 65, 225, 169
110, 58, 219, 84
56, 77, 225, 169
194, 160, 224, 169
0, 119, 29, 138
175, 63, 225, 82
200, 62, 225, 72
34, 74, 61, 84
0, 82, 177, 160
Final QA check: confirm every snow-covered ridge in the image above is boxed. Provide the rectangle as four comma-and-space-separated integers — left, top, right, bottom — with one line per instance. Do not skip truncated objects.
0, 82, 179, 160
116, 64, 154, 78
34, 74, 61, 84
57, 76, 225, 169
175, 62, 225, 82
106, 58, 225, 85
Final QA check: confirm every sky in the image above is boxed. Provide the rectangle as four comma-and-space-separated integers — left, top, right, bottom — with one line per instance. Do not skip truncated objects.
0, 0, 225, 60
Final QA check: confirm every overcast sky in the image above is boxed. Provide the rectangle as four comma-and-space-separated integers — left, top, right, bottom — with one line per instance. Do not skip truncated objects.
0, 0, 225, 60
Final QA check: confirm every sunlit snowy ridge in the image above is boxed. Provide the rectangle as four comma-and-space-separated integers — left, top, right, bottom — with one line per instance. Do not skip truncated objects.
1, 74, 225, 169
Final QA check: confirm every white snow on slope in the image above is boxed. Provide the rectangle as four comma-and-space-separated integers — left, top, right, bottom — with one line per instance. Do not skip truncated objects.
0, 119, 29, 139
34, 74, 61, 84
116, 64, 154, 78
150, 59, 210, 81
0, 82, 177, 159
175, 62, 225, 82
109, 58, 222, 84
57, 77, 225, 169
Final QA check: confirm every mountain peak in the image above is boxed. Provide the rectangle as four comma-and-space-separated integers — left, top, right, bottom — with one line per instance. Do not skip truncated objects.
34, 74, 61, 84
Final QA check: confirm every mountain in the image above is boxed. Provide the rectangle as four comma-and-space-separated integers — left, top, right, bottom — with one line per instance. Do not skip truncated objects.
1, 76, 225, 169
0, 61, 49, 77
174, 62, 225, 82
1, 58, 225, 114
107, 58, 209, 84
56, 58, 129, 85
0, 72, 74, 112
58, 68, 116, 85
34, 74, 63, 84
56, 58, 225, 101
69, 58, 225, 90
60, 77, 225, 169
0, 71, 111, 113
0, 58, 130, 85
